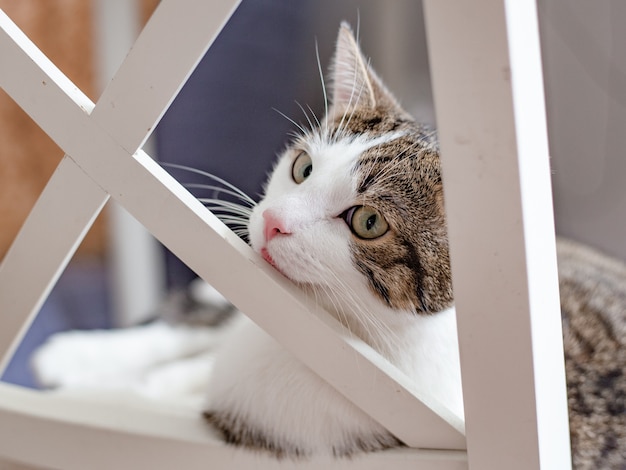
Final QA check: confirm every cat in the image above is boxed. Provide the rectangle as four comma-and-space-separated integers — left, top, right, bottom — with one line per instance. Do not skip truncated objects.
558, 239, 626, 469
31, 22, 626, 468
202, 22, 462, 457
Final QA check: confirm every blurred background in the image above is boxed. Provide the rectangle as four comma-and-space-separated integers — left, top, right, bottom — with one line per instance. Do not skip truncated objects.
0, 0, 625, 387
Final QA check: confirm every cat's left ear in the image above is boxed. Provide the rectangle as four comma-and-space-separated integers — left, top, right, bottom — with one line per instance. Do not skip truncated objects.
330, 22, 400, 112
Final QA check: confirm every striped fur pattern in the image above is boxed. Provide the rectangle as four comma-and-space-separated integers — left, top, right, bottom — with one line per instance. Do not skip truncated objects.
350, 127, 451, 314
206, 23, 626, 466
204, 23, 463, 457
559, 238, 626, 469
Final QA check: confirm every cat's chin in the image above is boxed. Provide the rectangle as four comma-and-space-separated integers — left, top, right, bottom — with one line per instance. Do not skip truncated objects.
260, 247, 297, 282
260, 247, 299, 284
260, 247, 278, 270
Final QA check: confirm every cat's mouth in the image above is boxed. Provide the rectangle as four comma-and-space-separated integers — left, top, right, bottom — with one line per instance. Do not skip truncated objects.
261, 247, 282, 273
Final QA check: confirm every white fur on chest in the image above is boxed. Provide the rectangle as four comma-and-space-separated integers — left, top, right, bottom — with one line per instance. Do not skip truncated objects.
207, 316, 386, 455
206, 307, 463, 455
31, 287, 463, 455
32, 290, 463, 456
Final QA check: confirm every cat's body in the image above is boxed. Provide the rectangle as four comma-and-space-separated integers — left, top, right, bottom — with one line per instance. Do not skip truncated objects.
558, 239, 626, 469
31, 23, 625, 469
204, 23, 463, 457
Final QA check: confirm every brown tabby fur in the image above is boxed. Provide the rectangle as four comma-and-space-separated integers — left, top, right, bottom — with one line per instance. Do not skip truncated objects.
558, 238, 626, 469
302, 23, 626, 464
342, 111, 626, 467
330, 25, 626, 467
352, 125, 452, 314
201, 23, 626, 466
342, 110, 626, 469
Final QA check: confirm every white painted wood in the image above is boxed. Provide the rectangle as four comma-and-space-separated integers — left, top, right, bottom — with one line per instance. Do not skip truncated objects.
0, 157, 108, 373
80, 150, 466, 449
0, 383, 467, 470
0, 0, 572, 465
0, 9, 95, 132
422, 0, 571, 469
0, 0, 464, 456
89, 0, 242, 152
93, 0, 165, 326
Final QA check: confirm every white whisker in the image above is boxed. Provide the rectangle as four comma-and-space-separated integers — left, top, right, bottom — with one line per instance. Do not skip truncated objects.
187, 184, 256, 207
161, 162, 256, 241
200, 204, 253, 220
295, 101, 315, 132
272, 107, 307, 135
162, 162, 256, 206
315, 40, 329, 134
306, 104, 321, 129
295, 251, 401, 350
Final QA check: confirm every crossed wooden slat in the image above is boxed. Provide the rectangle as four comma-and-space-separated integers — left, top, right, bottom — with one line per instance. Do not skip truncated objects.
0, 0, 572, 469
0, 0, 465, 467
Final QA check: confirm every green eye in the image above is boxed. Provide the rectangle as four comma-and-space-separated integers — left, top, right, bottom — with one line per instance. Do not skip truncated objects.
345, 205, 389, 239
292, 151, 312, 184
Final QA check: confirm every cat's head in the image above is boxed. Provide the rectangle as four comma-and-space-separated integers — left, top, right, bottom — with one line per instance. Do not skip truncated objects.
248, 23, 452, 320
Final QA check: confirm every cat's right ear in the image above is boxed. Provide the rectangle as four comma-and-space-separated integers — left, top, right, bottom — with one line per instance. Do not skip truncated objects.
331, 22, 376, 109
330, 22, 398, 112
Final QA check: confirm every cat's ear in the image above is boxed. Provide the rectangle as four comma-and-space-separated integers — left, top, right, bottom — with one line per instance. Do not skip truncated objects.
330, 22, 399, 111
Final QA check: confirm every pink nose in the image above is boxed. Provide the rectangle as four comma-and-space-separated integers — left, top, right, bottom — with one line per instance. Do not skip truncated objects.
263, 209, 290, 242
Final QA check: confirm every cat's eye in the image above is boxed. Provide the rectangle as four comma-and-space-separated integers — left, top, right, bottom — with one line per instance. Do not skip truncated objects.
292, 151, 313, 184
344, 205, 389, 240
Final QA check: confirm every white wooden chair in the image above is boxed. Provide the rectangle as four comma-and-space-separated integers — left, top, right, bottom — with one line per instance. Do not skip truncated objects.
0, 1, 571, 468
